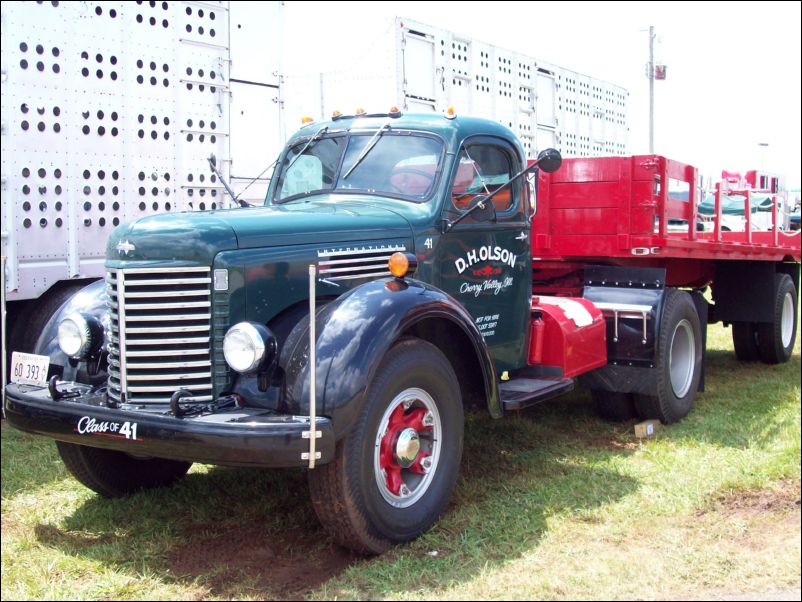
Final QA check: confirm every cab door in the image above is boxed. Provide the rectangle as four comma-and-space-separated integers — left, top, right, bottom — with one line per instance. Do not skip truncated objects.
433, 137, 532, 373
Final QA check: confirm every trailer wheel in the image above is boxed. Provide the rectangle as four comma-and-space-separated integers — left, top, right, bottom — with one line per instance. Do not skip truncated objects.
634, 289, 703, 424
757, 274, 797, 364
12, 283, 87, 355
308, 338, 463, 554
56, 441, 191, 497
592, 390, 636, 421
732, 322, 761, 361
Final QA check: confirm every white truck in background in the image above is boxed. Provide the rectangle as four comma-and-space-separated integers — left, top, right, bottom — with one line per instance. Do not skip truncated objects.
285, 17, 629, 159
1, 0, 284, 360
1, 2, 629, 376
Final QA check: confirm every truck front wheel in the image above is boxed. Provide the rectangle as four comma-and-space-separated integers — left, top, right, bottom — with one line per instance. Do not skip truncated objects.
56, 441, 191, 497
634, 289, 703, 424
757, 274, 797, 364
308, 338, 463, 554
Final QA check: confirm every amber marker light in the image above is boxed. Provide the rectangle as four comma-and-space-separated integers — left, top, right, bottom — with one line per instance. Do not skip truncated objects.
355, 107, 366, 116
388, 252, 418, 279
445, 105, 457, 119
301, 116, 314, 124
332, 109, 342, 119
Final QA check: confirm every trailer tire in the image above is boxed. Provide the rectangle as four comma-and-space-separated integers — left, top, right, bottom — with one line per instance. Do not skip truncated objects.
756, 274, 797, 364
56, 441, 191, 498
592, 390, 636, 421
634, 289, 703, 424
15, 283, 87, 354
732, 322, 761, 361
308, 338, 463, 554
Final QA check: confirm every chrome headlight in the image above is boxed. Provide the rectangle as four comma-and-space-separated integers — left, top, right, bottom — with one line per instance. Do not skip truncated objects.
223, 322, 277, 374
58, 313, 102, 359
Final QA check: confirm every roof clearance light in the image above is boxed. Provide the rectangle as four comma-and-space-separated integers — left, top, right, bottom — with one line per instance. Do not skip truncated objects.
301, 116, 314, 124
355, 107, 366, 116
445, 105, 457, 119
332, 110, 342, 119
389, 105, 401, 116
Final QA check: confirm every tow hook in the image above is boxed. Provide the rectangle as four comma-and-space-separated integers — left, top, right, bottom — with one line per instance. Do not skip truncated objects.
169, 389, 195, 417
48, 376, 81, 401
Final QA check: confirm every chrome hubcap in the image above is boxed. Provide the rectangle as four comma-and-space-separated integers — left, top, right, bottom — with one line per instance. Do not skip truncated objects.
395, 428, 421, 468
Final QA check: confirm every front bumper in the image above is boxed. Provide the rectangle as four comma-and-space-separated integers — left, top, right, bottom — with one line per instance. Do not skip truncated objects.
4, 383, 334, 468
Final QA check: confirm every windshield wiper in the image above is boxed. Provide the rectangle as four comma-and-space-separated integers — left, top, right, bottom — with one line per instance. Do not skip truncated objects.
286, 125, 329, 172
342, 123, 390, 180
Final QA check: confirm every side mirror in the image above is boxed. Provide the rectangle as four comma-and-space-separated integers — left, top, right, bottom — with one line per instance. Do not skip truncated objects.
536, 148, 562, 173
470, 196, 497, 223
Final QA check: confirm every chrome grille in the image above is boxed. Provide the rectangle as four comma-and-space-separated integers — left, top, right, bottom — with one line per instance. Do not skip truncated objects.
317, 245, 407, 282
107, 267, 213, 405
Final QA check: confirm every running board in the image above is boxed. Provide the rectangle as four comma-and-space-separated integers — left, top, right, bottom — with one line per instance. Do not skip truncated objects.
500, 377, 574, 411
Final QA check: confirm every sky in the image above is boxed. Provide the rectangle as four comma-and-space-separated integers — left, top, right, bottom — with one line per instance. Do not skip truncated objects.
281, 1, 801, 189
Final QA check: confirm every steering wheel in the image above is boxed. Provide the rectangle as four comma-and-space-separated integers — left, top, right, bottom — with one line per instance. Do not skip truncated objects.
389, 168, 435, 195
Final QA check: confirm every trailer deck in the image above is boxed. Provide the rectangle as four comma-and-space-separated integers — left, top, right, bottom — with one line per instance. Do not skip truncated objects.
534, 155, 801, 264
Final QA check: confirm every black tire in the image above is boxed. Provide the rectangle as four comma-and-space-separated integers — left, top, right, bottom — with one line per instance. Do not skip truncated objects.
592, 389, 636, 421
5, 284, 86, 384
732, 322, 761, 361
14, 283, 87, 354
308, 338, 463, 554
634, 289, 703, 424
56, 441, 191, 497
756, 274, 797, 364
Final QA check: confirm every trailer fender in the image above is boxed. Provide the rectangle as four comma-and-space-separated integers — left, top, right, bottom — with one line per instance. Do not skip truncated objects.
278, 278, 500, 440
30, 279, 109, 383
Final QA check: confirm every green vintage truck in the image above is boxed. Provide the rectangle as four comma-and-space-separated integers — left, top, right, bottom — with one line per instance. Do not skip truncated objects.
5, 110, 799, 554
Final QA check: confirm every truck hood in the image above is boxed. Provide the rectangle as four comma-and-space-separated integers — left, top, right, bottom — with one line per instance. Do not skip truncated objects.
107, 196, 413, 264
218, 197, 413, 249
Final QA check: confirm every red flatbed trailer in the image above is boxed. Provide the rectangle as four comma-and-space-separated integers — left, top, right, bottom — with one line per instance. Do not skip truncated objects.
533, 155, 800, 292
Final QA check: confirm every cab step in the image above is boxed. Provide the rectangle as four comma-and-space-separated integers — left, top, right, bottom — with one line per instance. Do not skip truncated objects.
500, 377, 574, 411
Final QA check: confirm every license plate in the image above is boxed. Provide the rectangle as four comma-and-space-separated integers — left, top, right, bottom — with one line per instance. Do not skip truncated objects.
10, 352, 50, 387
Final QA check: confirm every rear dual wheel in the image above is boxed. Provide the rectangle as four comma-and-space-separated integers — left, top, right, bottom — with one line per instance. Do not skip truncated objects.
756, 274, 797, 364
731, 274, 797, 365
635, 289, 703, 424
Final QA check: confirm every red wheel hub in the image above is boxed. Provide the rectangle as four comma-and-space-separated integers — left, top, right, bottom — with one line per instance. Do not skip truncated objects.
378, 403, 432, 495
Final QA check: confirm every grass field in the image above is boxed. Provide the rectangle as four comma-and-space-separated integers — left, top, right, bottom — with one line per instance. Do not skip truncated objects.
2, 321, 800, 600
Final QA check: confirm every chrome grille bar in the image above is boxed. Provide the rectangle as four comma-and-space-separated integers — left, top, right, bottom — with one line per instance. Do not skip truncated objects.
107, 266, 213, 405
117, 270, 129, 397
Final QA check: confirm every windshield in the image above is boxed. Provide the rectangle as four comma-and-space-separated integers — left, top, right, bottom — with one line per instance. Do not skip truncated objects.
272, 131, 443, 203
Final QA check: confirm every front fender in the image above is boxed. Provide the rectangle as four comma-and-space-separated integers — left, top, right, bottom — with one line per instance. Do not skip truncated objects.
279, 277, 499, 440
35, 279, 109, 381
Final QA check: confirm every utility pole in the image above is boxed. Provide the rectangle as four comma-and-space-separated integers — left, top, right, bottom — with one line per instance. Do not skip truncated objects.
648, 25, 655, 154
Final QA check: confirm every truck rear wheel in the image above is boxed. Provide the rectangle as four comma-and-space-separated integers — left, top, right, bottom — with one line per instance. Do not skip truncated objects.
591, 390, 636, 421
634, 289, 703, 424
732, 322, 761, 361
56, 441, 191, 497
308, 338, 463, 554
756, 274, 797, 364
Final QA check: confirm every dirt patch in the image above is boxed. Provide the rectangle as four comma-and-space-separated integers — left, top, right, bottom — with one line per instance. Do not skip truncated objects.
169, 522, 360, 599
698, 480, 801, 518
